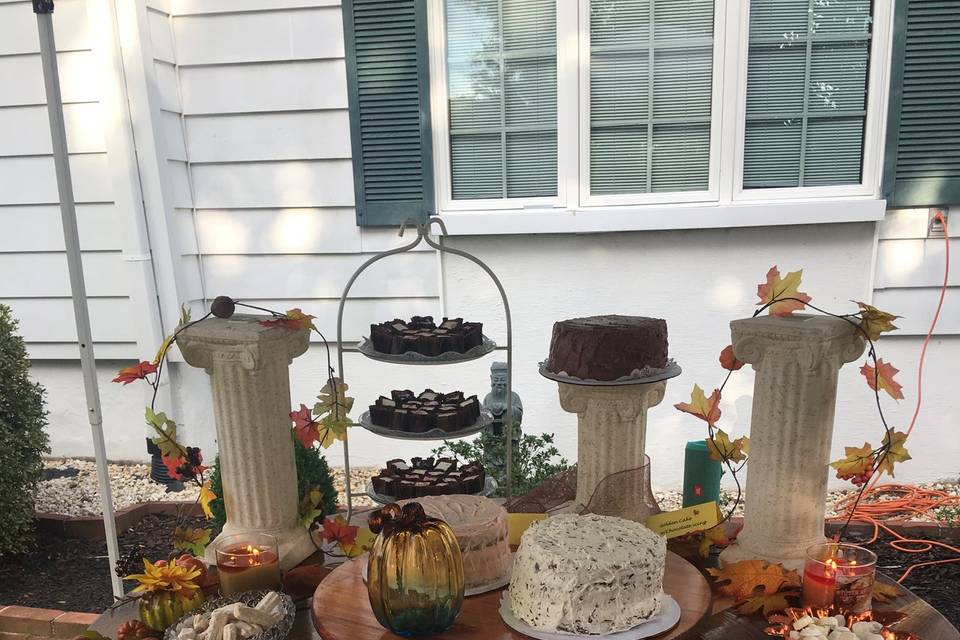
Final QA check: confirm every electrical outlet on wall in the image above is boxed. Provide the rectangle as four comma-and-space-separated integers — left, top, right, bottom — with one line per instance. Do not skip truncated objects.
928, 208, 948, 237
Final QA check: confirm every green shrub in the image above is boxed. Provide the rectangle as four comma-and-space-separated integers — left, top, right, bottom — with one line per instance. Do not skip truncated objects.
0, 305, 50, 555
433, 425, 569, 497
208, 439, 338, 530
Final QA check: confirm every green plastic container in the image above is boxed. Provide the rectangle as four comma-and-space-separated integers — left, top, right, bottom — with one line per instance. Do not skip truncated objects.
682, 440, 722, 507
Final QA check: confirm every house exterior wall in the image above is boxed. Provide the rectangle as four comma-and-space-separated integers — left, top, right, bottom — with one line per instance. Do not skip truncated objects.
0, 0, 955, 488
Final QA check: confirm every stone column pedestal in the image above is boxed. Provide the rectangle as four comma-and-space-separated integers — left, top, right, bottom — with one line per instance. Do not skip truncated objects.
558, 381, 666, 522
719, 314, 864, 572
178, 315, 313, 570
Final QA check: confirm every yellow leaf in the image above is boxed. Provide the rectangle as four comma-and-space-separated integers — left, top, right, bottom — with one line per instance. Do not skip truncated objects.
830, 442, 874, 483
173, 526, 211, 556
707, 559, 800, 601
706, 429, 749, 463
199, 480, 216, 519
697, 522, 738, 558
875, 430, 911, 477
872, 581, 904, 603
145, 407, 180, 458
317, 415, 352, 449
861, 359, 904, 400
152, 334, 174, 365
674, 384, 721, 426
734, 591, 797, 616
854, 301, 900, 341
756, 266, 811, 316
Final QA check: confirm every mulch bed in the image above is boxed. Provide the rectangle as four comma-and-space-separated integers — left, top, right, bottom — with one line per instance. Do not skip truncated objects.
0, 514, 212, 613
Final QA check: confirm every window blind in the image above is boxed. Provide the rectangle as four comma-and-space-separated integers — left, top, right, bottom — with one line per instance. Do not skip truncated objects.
446, 0, 557, 199
883, 0, 960, 207
743, 0, 872, 189
589, 0, 714, 195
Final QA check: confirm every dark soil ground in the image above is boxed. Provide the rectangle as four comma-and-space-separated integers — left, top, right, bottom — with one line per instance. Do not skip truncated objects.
0, 514, 213, 613
853, 530, 960, 629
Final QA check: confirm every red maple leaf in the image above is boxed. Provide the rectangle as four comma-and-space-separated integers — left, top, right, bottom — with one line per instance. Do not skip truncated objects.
719, 345, 744, 371
260, 309, 316, 332
162, 455, 186, 481
291, 404, 320, 448
112, 361, 158, 385
860, 359, 904, 400
321, 516, 358, 548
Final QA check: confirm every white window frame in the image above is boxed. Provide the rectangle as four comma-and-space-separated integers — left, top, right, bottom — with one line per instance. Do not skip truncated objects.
427, 0, 894, 234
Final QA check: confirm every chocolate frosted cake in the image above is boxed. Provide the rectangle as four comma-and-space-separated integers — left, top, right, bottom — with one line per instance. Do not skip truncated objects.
369, 316, 483, 356
545, 315, 668, 381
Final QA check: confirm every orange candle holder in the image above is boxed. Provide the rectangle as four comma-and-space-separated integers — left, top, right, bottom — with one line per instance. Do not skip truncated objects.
802, 542, 877, 613
215, 533, 282, 596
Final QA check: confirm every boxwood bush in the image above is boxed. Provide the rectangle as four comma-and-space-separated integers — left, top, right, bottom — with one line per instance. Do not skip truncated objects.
0, 304, 50, 555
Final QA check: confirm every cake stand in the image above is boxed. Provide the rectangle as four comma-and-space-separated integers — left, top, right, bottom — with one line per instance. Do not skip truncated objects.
336, 217, 515, 518
311, 551, 711, 640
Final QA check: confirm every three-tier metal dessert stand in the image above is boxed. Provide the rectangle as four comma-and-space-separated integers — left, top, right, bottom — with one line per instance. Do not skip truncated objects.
336, 217, 514, 518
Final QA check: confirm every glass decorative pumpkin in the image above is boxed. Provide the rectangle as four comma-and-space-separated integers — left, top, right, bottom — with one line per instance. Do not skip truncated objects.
366, 502, 465, 636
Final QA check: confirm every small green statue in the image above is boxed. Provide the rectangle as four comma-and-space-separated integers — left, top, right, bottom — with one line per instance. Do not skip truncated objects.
482, 362, 522, 436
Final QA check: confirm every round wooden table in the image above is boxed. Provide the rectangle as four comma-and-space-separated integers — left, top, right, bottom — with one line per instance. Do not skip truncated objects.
311, 551, 712, 640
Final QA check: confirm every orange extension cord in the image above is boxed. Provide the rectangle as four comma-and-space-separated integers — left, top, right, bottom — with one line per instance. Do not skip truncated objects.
833, 211, 958, 584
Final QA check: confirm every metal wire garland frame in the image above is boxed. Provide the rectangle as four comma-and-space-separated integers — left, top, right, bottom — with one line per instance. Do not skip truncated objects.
336, 217, 514, 519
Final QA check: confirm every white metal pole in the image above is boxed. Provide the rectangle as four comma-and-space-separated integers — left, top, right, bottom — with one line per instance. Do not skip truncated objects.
34, 0, 124, 598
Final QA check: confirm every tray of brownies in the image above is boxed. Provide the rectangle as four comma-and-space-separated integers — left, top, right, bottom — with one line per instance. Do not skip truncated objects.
360, 388, 492, 440
365, 456, 496, 503
359, 315, 496, 364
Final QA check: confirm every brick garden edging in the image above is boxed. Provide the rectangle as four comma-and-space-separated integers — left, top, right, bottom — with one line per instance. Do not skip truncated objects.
0, 606, 97, 639
36, 501, 203, 541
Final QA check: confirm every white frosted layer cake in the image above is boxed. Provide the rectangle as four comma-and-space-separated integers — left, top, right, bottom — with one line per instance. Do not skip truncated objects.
509, 513, 666, 635
399, 495, 511, 590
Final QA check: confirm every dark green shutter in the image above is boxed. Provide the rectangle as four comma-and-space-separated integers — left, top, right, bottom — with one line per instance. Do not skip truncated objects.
883, 0, 960, 208
343, 0, 434, 226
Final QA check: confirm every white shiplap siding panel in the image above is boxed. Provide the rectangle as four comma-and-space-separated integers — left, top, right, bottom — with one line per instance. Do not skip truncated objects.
872, 288, 959, 335
190, 160, 354, 208
875, 239, 958, 289
185, 111, 351, 162
179, 255, 205, 301
202, 252, 437, 299
0, 51, 99, 105
0, 154, 112, 204
146, 0, 171, 14
0, 103, 106, 156
172, 0, 339, 16
178, 60, 347, 115
4, 297, 137, 342
162, 111, 187, 161
193, 208, 362, 254
0, 251, 130, 297
173, 7, 343, 66
0, 204, 123, 251
879, 208, 960, 240
169, 160, 194, 208
173, 209, 200, 254
0, 0, 90, 55
28, 342, 136, 359
148, 8, 175, 63
155, 61, 181, 112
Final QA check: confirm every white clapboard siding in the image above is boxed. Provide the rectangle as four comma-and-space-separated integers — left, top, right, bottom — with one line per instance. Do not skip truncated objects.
169, 160, 194, 208
185, 111, 351, 162
148, 7, 175, 63
0, 204, 124, 251
0, 251, 130, 297
173, 7, 343, 66
162, 111, 187, 161
146, 0, 171, 14
0, 0, 90, 55
178, 255, 205, 301
875, 239, 958, 288
201, 252, 437, 299
0, 154, 112, 204
872, 288, 959, 334
4, 297, 137, 342
172, 0, 339, 17
233, 298, 440, 343
155, 61, 181, 112
0, 103, 106, 156
190, 160, 354, 208
27, 341, 136, 359
0, 51, 100, 105
879, 208, 960, 240
190, 208, 362, 254
178, 60, 347, 115
172, 209, 199, 254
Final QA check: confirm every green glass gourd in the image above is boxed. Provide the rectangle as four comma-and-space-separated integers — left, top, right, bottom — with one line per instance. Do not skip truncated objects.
138, 590, 204, 631
366, 502, 465, 636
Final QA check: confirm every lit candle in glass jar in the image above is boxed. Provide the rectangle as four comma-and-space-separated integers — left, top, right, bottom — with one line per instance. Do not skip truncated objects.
215, 533, 281, 595
803, 543, 877, 613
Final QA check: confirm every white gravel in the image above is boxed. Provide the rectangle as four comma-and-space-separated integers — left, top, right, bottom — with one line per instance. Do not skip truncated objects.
35, 458, 957, 521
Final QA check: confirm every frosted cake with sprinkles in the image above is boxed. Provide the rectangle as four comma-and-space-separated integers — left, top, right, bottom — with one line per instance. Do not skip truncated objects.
508, 513, 666, 635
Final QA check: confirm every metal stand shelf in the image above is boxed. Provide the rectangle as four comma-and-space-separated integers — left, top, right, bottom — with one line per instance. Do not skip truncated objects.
336, 217, 514, 518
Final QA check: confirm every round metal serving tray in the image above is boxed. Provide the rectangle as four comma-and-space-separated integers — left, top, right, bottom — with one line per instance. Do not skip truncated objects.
358, 409, 493, 440
357, 335, 497, 365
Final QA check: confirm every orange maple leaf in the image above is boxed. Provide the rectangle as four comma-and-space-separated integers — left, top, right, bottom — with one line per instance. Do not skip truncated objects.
321, 515, 359, 555
719, 345, 744, 371
734, 590, 798, 616
706, 559, 800, 601
830, 442, 875, 485
697, 522, 741, 558
290, 403, 320, 448
861, 359, 904, 400
854, 301, 900, 341
112, 361, 158, 385
162, 455, 186, 481
260, 308, 316, 332
674, 384, 721, 426
756, 266, 811, 316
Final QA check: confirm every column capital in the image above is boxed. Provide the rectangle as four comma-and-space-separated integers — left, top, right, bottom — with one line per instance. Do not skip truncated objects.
177, 315, 310, 373
731, 314, 865, 373
558, 381, 666, 420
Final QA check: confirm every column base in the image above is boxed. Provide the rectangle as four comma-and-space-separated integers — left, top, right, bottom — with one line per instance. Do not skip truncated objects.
718, 534, 826, 574
204, 525, 317, 571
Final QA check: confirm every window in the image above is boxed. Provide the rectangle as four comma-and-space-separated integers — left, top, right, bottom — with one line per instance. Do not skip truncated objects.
417, 0, 892, 226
